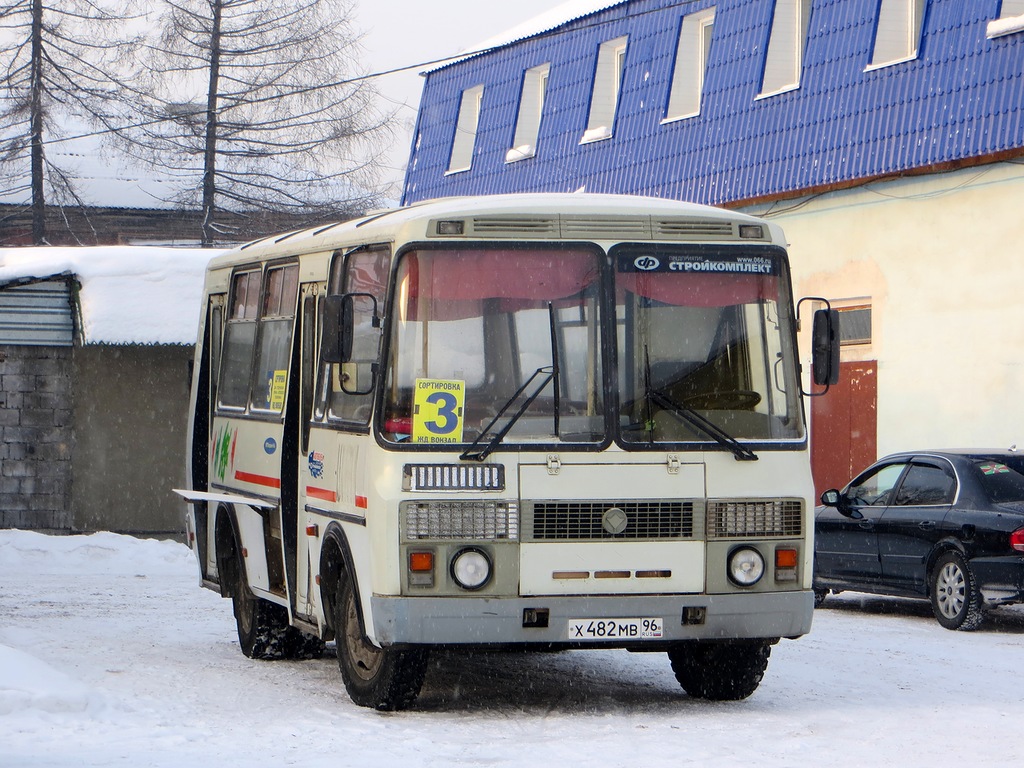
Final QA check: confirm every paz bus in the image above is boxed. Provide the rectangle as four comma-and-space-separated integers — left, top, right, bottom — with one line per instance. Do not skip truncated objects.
176, 193, 839, 710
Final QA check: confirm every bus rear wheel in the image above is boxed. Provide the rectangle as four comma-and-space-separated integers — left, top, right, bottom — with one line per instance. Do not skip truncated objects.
231, 552, 325, 660
667, 639, 772, 700
334, 572, 428, 710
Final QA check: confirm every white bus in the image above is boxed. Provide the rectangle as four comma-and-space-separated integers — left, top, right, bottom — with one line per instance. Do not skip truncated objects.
177, 193, 839, 710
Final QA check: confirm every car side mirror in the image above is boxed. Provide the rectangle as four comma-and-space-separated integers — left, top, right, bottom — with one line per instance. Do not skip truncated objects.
821, 489, 841, 506
821, 488, 862, 519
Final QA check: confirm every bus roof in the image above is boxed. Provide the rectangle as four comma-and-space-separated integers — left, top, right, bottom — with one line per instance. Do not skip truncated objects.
206, 193, 786, 270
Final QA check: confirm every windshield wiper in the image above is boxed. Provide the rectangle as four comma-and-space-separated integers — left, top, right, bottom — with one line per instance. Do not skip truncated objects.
648, 388, 758, 461
638, 344, 756, 461
460, 302, 563, 463
459, 366, 553, 462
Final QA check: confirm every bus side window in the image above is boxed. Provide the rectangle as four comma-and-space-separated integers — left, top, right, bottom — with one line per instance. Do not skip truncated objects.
250, 263, 299, 413
219, 270, 261, 409
325, 246, 391, 425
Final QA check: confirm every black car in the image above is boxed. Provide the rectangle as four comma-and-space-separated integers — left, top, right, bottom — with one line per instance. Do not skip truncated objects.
814, 449, 1024, 630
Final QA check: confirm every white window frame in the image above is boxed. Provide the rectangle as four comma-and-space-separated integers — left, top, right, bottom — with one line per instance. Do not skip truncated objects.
663, 8, 716, 123
506, 63, 550, 163
758, 0, 811, 97
988, 0, 1024, 38
581, 36, 628, 144
867, 0, 926, 70
446, 84, 484, 174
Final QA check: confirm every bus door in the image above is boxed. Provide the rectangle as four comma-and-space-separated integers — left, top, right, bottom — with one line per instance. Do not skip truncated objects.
295, 282, 325, 619
297, 245, 391, 619
192, 293, 224, 580
215, 263, 299, 598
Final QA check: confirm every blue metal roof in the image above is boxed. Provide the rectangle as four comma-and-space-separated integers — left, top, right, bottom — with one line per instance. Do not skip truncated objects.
402, 0, 1024, 206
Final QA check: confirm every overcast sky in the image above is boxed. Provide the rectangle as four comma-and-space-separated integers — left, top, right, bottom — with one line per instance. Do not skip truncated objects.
353, 0, 558, 196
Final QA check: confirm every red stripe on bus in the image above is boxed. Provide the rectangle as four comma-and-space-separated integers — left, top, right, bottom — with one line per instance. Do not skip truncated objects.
307, 486, 337, 503
234, 470, 281, 489
355, 495, 368, 509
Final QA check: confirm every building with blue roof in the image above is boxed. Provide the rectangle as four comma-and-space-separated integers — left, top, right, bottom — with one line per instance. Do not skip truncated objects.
404, 0, 1024, 490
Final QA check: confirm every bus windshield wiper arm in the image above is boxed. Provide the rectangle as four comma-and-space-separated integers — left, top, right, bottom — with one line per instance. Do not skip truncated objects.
647, 388, 758, 462
460, 366, 553, 462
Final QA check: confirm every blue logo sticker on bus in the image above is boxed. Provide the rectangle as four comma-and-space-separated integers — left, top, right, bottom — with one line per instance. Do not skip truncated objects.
264, 437, 277, 455
308, 450, 325, 479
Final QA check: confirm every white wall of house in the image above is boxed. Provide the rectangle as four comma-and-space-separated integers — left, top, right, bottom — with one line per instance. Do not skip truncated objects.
747, 160, 1024, 457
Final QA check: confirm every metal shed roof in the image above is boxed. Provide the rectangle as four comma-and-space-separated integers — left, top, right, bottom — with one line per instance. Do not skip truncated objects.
0, 278, 75, 346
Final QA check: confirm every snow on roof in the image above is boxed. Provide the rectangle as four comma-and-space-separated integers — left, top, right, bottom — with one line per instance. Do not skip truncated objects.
0, 246, 221, 345
432, 0, 629, 71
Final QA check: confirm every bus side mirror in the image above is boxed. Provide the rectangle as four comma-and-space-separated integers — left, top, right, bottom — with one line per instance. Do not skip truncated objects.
811, 308, 840, 386
321, 295, 347, 364
321, 293, 380, 365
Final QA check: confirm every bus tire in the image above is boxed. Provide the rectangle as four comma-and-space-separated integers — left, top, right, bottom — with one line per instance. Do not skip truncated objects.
334, 571, 428, 710
231, 552, 325, 660
667, 640, 771, 700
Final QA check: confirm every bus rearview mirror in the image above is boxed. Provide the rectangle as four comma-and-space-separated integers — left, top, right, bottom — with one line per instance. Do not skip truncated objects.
811, 308, 840, 386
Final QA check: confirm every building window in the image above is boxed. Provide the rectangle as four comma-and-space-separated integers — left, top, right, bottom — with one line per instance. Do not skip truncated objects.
869, 0, 925, 68
581, 36, 628, 143
447, 84, 484, 174
664, 8, 716, 122
838, 305, 872, 346
988, 0, 1024, 37
506, 63, 550, 162
759, 0, 811, 97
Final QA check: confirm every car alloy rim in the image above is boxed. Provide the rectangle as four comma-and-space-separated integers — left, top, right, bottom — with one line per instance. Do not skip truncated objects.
935, 562, 966, 619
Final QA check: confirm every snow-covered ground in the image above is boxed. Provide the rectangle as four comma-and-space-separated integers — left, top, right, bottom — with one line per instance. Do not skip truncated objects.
2, 529, 1023, 767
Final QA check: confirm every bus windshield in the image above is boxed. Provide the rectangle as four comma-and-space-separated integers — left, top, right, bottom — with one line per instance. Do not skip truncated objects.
614, 245, 804, 445
381, 246, 606, 446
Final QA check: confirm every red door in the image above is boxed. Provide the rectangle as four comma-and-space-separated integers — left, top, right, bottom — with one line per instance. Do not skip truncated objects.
810, 360, 877, 499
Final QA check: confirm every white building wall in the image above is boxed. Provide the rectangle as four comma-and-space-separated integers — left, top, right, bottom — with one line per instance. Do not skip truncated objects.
746, 161, 1024, 456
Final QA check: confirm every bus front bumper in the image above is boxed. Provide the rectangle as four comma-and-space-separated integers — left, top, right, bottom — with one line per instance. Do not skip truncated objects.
370, 591, 813, 647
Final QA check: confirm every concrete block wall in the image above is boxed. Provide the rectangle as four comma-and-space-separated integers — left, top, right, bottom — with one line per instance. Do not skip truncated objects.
0, 346, 73, 530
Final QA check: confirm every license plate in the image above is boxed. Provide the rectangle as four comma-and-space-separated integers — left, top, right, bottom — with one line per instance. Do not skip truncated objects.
567, 617, 664, 640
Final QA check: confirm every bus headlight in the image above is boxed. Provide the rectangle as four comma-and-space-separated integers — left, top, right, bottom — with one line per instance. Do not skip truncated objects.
728, 547, 765, 587
450, 548, 492, 590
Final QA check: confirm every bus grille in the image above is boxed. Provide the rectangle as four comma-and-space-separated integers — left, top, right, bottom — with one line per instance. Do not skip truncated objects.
707, 499, 802, 538
529, 501, 694, 541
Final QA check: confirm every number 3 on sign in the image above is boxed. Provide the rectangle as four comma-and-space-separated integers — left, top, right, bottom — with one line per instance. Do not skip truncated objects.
412, 379, 466, 444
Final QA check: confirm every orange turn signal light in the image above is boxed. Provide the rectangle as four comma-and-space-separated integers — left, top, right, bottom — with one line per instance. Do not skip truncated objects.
775, 548, 798, 568
409, 551, 434, 572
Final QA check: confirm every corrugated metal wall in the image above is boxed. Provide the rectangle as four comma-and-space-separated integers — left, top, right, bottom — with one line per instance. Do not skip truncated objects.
403, 0, 1024, 205
0, 279, 75, 346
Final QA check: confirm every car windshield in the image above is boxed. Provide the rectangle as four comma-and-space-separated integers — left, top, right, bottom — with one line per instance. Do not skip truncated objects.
381, 246, 605, 447
970, 457, 1024, 504
613, 245, 804, 446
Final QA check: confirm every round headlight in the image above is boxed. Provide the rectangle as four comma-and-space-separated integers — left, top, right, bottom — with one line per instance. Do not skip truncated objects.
450, 548, 492, 590
728, 547, 765, 587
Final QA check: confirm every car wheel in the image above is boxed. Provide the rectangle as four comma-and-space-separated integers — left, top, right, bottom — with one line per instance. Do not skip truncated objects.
930, 551, 984, 631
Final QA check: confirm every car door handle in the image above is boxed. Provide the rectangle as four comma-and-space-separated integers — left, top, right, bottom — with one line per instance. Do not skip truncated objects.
918, 521, 936, 530
857, 520, 874, 530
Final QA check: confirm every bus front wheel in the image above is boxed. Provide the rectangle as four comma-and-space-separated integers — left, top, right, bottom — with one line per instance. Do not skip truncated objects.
334, 572, 428, 710
667, 639, 772, 700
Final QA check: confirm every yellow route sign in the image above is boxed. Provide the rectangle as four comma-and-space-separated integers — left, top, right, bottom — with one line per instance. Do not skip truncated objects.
412, 378, 465, 444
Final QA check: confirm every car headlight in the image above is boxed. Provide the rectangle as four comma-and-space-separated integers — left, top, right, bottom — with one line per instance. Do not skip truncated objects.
450, 547, 492, 590
728, 547, 765, 587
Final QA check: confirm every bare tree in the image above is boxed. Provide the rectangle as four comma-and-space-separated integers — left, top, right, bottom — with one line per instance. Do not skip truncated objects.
0, 0, 140, 244
122, 0, 394, 245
